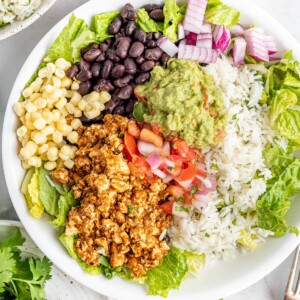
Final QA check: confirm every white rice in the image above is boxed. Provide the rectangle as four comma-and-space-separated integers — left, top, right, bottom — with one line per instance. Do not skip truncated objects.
169, 56, 286, 266
0, 0, 41, 25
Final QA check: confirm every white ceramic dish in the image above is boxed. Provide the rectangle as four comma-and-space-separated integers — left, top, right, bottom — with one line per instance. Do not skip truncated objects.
0, 0, 57, 41
2, 0, 300, 299
0, 220, 104, 300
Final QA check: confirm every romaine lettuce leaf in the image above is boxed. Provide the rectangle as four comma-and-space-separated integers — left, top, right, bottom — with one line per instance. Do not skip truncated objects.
237, 229, 257, 250
205, 0, 240, 28
145, 247, 188, 298
184, 251, 205, 276
94, 11, 119, 42
136, 8, 160, 32
163, 0, 181, 42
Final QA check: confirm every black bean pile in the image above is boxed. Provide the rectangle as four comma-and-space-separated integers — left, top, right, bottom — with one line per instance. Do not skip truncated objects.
65, 3, 170, 123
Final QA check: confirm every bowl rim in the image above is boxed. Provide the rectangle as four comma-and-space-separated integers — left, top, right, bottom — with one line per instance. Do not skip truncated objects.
3, 0, 300, 299
0, 0, 58, 41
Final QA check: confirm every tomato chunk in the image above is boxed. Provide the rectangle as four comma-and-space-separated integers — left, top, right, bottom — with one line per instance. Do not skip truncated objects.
129, 155, 150, 177
174, 140, 189, 156
167, 186, 184, 198
176, 164, 197, 182
124, 132, 138, 159
160, 200, 174, 214
140, 128, 163, 148
128, 121, 140, 139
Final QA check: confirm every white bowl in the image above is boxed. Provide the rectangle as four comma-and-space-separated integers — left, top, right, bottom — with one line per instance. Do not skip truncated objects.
0, 0, 57, 41
3, 0, 300, 299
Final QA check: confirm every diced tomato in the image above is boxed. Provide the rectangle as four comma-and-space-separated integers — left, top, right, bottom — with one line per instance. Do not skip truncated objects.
151, 122, 163, 135
129, 155, 151, 177
167, 186, 184, 198
183, 192, 193, 204
134, 89, 147, 102
166, 155, 184, 177
196, 168, 207, 178
140, 128, 163, 148
176, 164, 197, 182
160, 200, 174, 214
173, 140, 189, 156
128, 121, 140, 139
186, 148, 196, 161
124, 132, 139, 159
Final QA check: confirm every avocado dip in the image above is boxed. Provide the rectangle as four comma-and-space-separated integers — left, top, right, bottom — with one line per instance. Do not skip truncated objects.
134, 59, 227, 149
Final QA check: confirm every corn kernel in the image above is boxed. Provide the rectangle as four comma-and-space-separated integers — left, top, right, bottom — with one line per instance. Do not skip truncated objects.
25, 120, 35, 130
57, 123, 72, 136
52, 131, 63, 144
38, 67, 50, 79
14, 103, 26, 117
70, 92, 82, 106
44, 84, 54, 94
20, 148, 32, 160
35, 77, 43, 86
28, 156, 42, 168
47, 141, 57, 148
56, 159, 64, 168
44, 161, 57, 171
47, 147, 58, 161
30, 93, 40, 101
91, 102, 105, 111
60, 107, 68, 117
61, 77, 72, 89
99, 91, 111, 103
52, 76, 61, 88
84, 109, 100, 120
30, 112, 42, 121
64, 159, 74, 169
73, 108, 82, 118
33, 118, 47, 130
67, 131, 78, 144
36, 98, 47, 109
38, 144, 49, 154
55, 58, 71, 71
71, 81, 79, 91
25, 102, 37, 113
30, 82, 40, 93
21, 160, 31, 169
33, 132, 47, 145
51, 110, 60, 122
42, 125, 55, 136
65, 102, 76, 114
42, 111, 54, 124
84, 91, 100, 103
54, 97, 67, 109
60, 145, 72, 155
78, 99, 87, 111
22, 86, 34, 98
25, 141, 38, 155
66, 90, 74, 99
17, 126, 27, 137
55, 68, 65, 79
71, 119, 82, 130
57, 139, 67, 148
46, 63, 56, 74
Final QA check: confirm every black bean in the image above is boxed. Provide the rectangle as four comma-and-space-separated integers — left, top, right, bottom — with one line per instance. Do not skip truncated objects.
135, 55, 145, 64
118, 85, 133, 99
141, 60, 155, 72
126, 21, 136, 36
161, 53, 170, 64
78, 81, 92, 96
113, 105, 126, 115
135, 72, 150, 84
83, 48, 102, 62
94, 79, 114, 92
105, 49, 120, 63
96, 53, 106, 62
66, 65, 79, 78
125, 101, 135, 114
143, 4, 162, 12
99, 43, 109, 52
112, 88, 121, 98
91, 63, 101, 77
124, 58, 137, 74
128, 112, 134, 119
114, 75, 134, 88
146, 40, 156, 48
80, 43, 99, 56
105, 97, 124, 113
129, 42, 145, 58
105, 38, 113, 46
120, 3, 138, 21
153, 32, 162, 40
101, 60, 113, 79
80, 115, 92, 124
111, 64, 125, 79
146, 33, 153, 40
91, 113, 104, 123
109, 17, 122, 34
75, 69, 92, 82
154, 61, 161, 67
149, 9, 164, 22
79, 59, 90, 71
115, 37, 131, 58
144, 47, 163, 60
134, 29, 147, 44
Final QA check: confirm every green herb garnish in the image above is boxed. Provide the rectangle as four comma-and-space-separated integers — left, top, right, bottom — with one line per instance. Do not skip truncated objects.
167, 166, 175, 171
191, 186, 198, 195
177, 197, 184, 203
175, 206, 189, 213
128, 205, 136, 215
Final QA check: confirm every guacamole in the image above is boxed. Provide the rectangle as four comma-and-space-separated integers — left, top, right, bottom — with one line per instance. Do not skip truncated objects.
135, 59, 227, 149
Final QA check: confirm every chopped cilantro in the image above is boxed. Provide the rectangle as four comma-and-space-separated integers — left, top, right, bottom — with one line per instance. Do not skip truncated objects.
128, 205, 136, 215
167, 166, 175, 171
177, 197, 184, 203
175, 206, 189, 213
119, 131, 125, 138
191, 186, 198, 195
205, 233, 210, 238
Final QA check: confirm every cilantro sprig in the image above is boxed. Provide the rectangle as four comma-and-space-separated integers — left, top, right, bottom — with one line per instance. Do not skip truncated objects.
0, 227, 52, 300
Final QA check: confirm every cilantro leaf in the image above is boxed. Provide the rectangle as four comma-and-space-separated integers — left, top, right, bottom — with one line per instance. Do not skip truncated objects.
0, 271, 13, 293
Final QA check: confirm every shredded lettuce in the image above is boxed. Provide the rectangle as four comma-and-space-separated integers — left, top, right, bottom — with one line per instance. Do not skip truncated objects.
94, 11, 119, 42
163, 0, 182, 42
136, 8, 161, 33
237, 229, 257, 250
205, 0, 240, 28
184, 251, 205, 276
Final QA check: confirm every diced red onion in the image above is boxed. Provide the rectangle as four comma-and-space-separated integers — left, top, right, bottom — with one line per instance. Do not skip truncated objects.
163, 175, 173, 183
229, 23, 245, 37
213, 25, 231, 53
198, 176, 217, 192
157, 36, 179, 57
172, 202, 190, 218
184, 30, 190, 36
196, 163, 207, 171
196, 33, 212, 48
193, 194, 209, 211
265, 34, 278, 55
175, 177, 194, 189
178, 40, 187, 59
269, 56, 281, 61
186, 32, 198, 45
200, 23, 212, 34
137, 141, 158, 157
178, 44, 217, 63
233, 37, 247, 67
244, 28, 269, 62
183, 0, 208, 34
163, 157, 175, 169
152, 168, 167, 179
146, 151, 162, 170
161, 142, 170, 156
178, 22, 185, 40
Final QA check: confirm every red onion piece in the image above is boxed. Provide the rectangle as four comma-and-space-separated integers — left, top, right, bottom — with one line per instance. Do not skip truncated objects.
163, 157, 175, 169
200, 23, 212, 34
269, 56, 281, 61
172, 202, 190, 218
193, 194, 209, 211
175, 177, 194, 189
178, 40, 187, 59
265, 34, 278, 55
198, 176, 217, 192
186, 32, 198, 45
196, 33, 212, 48
146, 152, 162, 170
178, 22, 185, 40
229, 23, 245, 37
157, 36, 179, 57
152, 168, 167, 179
137, 141, 158, 157
213, 25, 231, 53
233, 37, 247, 67
163, 175, 173, 183
161, 142, 170, 156
196, 163, 207, 171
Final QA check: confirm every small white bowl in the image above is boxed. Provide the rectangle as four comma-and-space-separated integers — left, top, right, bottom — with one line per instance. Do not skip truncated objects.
0, 0, 57, 41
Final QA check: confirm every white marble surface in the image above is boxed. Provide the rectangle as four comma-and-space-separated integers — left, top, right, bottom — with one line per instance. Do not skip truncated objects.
0, 0, 299, 299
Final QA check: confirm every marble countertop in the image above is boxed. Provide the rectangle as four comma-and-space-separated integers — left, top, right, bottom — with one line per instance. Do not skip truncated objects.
0, 0, 299, 299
